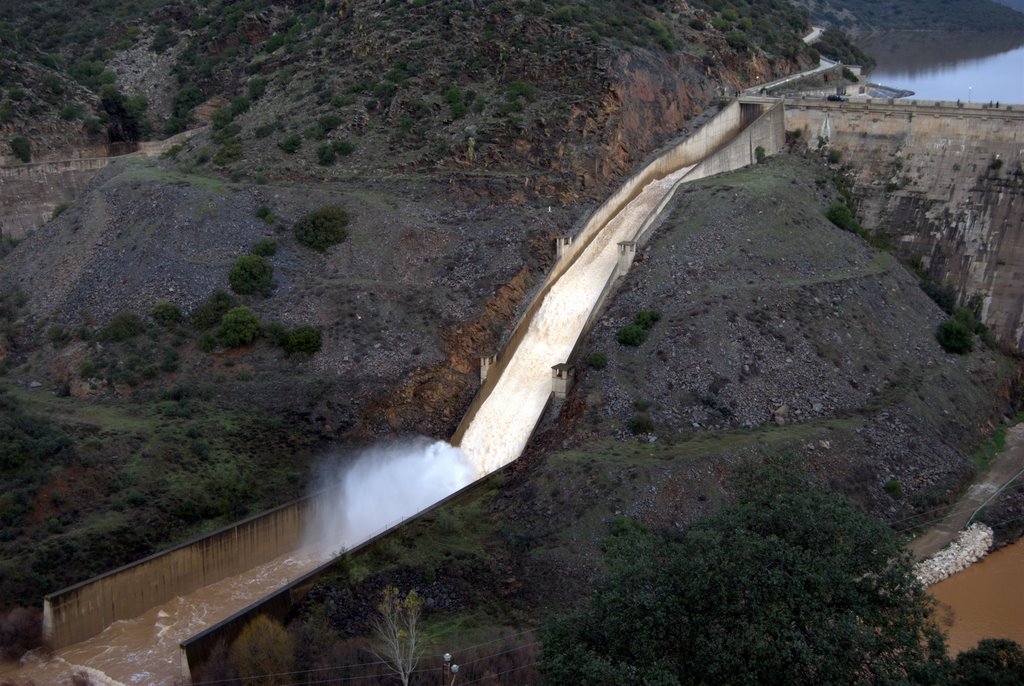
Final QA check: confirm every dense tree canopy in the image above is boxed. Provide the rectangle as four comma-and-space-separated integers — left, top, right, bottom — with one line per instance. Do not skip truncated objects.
541, 460, 950, 686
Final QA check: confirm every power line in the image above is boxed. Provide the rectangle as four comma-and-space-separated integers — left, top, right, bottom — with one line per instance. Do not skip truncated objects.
190, 628, 538, 686
458, 660, 541, 685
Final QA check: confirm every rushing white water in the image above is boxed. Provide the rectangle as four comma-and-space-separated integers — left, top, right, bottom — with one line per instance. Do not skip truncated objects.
303, 438, 476, 554
459, 165, 694, 473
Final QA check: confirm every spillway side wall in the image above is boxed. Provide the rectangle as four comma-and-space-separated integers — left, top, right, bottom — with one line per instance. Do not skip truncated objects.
571, 102, 786, 364
451, 100, 748, 445
178, 469, 508, 682
43, 495, 331, 650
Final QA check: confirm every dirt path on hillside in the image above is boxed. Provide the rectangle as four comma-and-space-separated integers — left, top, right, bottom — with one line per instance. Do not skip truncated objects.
910, 424, 1024, 560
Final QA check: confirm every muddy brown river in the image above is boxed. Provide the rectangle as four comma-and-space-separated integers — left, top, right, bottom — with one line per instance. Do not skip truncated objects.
930, 538, 1024, 654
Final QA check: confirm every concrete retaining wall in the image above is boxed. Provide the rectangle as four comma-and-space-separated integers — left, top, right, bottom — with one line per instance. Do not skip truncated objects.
0, 127, 204, 239
43, 495, 328, 650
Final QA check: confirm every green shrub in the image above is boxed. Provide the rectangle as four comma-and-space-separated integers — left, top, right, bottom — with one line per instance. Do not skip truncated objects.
319, 114, 342, 131
229, 254, 272, 295
211, 106, 233, 130
586, 352, 608, 369
826, 203, 858, 231
617, 323, 648, 346
283, 326, 321, 356
190, 290, 237, 330
150, 301, 182, 326
47, 325, 70, 347
254, 123, 275, 139
264, 321, 288, 347
628, 414, 654, 434
507, 80, 538, 102
8, 136, 30, 163
278, 134, 301, 154
884, 480, 903, 499
251, 238, 277, 256
827, 148, 842, 164
331, 139, 354, 156
755, 145, 766, 164
51, 202, 71, 219
218, 306, 261, 347
919, 280, 957, 314
247, 77, 267, 100
936, 318, 973, 354
725, 30, 749, 51
316, 143, 337, 166
255, 205, 275, 223
634, 311, 661, 330
100, 312, 144, 342
59, 103, 84, 121
198, 331, 217, 352
294, 205, 349, 251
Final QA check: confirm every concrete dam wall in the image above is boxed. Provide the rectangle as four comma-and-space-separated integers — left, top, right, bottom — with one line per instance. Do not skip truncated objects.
785, 99, 1024, 347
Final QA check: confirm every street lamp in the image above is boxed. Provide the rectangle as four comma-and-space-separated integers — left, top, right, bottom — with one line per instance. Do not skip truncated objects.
442, 653, 459, 685
968, 86, 972, 103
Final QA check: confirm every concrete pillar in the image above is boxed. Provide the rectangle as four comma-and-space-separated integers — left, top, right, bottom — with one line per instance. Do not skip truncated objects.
556, 235, 573, 260
551, 363, 575, 398
480, 354, 496, 384
616, 241, 637, 277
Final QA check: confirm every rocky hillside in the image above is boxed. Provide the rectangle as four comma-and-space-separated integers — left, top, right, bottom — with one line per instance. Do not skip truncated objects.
789, 0, 1024, 31
0, 0, 822, 608
279, 153, 1021, 663
2, 0, 816, 196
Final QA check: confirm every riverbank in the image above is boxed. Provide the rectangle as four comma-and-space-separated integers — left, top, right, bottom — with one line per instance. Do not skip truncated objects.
910, 424, 1024, 560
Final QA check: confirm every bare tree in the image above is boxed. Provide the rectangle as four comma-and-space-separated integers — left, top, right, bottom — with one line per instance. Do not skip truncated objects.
371, 587, 423, 686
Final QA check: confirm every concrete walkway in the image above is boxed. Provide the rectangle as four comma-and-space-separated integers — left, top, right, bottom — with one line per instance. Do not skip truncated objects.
910, 424, 1024, 560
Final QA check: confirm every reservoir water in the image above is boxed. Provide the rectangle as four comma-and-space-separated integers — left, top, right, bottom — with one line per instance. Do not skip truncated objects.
858, 31, 1024, 103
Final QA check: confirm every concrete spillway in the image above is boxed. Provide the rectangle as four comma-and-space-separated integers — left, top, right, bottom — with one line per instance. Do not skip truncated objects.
17, 99, 785, 684
459, 165, 694, 473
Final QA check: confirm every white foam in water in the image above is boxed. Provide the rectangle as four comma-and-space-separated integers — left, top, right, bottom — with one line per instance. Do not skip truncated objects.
304, 438, 476, 555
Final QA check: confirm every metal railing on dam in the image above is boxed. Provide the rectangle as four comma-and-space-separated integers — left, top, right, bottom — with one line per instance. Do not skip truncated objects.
37, 98, 786, 684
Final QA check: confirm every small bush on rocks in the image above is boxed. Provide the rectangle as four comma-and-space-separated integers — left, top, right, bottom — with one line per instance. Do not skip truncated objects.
150, 301, 181, 326
586, 352, 608, 369
100, 312, 144, 342
826, 203, 857, 232
294, 205, 348, 251
229, 254, 272, 295
617, 323, 647, 346
628, 414, 654, 434
191, 290, 237, 330
617, 310, 661, 346
251, 238, 277, 256
278, 134, 301, 154
8, 136, 30, 163
936, 318, 973, 354
218, 307, 260, 348
283, 326, 321, 356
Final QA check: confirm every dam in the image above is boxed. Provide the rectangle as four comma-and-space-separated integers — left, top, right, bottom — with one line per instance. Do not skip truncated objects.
9, 98, 785, 683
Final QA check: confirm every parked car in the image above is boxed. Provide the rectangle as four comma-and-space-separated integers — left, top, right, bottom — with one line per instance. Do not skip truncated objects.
826, 94, 848, 102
